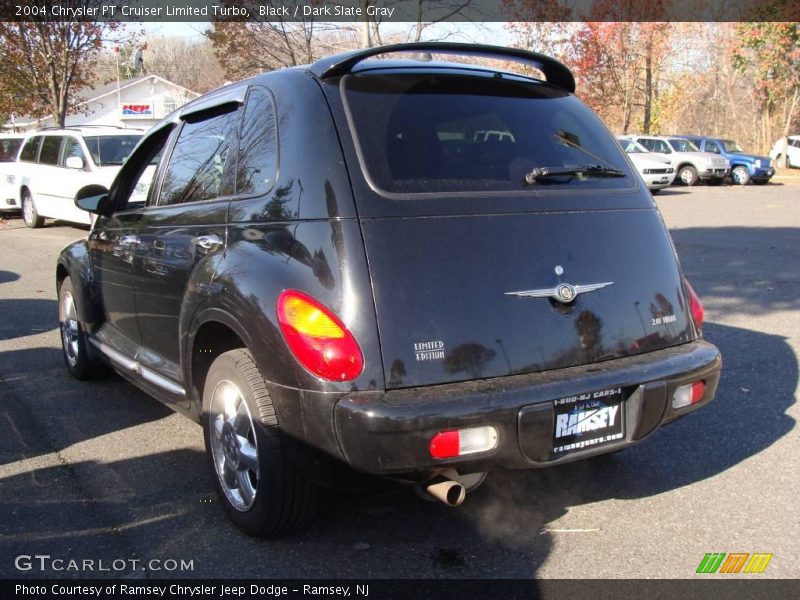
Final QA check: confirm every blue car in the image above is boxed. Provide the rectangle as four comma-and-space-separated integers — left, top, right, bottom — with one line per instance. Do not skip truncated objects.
681, 136, 774, 185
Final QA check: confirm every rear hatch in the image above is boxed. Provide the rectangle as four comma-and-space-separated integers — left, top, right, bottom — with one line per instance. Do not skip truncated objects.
328, 68, 695, 389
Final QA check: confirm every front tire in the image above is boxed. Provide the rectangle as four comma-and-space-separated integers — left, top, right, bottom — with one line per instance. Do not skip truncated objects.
731, 165, 751, 185
58, 277, 106, 379
203, 349, 317, 536
22, 190, 43, 228
678, 165, 699, 186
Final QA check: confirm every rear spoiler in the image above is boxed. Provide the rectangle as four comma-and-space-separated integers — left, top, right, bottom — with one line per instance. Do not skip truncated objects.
309, 42, 576, 94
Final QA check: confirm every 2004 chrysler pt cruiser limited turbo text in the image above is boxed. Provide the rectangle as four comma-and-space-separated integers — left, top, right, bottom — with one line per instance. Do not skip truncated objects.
56, 43, 722, 536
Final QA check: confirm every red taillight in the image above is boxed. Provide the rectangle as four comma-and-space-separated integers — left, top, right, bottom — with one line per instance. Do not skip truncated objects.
684, 278, 704, 329
429, 431, 461, 459
429, 427, 499, 459
691, 381, 706, 404
277, 290, 364, 381
673, 380, 706, 409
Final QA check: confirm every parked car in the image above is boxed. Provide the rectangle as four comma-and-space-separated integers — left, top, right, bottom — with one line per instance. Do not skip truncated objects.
0, 133, 25, 213
681, 135, 774, 185
769, 135, 800, 168
15, 126, 146, 228
617, 137, 676, 193
623, 135, 728, 186
57, 43, 721, 536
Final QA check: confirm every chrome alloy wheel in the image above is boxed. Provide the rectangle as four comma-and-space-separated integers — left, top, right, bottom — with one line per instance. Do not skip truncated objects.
209, 381, 260, 511
680, 169, 695, 185
60, 291, 80, 368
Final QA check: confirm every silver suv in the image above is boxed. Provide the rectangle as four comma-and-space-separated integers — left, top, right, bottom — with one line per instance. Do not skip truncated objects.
623, 135, 729, 186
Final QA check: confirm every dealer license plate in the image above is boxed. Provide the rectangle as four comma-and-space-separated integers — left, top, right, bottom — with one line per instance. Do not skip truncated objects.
551, 386, 626, 457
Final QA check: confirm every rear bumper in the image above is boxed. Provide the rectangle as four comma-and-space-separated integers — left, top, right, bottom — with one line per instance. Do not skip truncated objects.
333, 340, 721, 475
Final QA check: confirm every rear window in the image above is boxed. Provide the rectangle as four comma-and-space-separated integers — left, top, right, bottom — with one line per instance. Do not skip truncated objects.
0, 138, 23, 162
341, 72, 633, 195
83, 135, 142, 166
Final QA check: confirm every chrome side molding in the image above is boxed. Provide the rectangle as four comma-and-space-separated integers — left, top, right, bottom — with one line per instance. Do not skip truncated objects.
90, 339, 186, 397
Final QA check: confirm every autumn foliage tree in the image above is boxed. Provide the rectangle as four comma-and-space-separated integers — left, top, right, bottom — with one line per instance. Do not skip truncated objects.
733, 21, 800, 164
0, 1, 119, 127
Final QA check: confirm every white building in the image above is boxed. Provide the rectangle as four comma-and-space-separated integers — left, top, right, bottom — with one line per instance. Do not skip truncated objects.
5, 74, 199, 132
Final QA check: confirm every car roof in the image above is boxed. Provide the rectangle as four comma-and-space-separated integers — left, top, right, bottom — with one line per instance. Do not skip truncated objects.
31, 126, 145, 137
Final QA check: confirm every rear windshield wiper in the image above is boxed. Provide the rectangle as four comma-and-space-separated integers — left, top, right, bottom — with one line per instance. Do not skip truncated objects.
524, 164, 626, 184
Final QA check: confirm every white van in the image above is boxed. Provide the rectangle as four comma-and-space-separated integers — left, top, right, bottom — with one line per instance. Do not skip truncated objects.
0, 134, 26, 213
15, 127, 146, 228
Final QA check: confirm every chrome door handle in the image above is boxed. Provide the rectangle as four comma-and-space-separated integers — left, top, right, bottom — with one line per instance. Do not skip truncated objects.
120, 235, 140, 247
191, 234, 223, 250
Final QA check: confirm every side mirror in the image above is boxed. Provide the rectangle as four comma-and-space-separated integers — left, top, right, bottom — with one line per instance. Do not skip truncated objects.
65, 156, 85, 170
75, 184, 111, 216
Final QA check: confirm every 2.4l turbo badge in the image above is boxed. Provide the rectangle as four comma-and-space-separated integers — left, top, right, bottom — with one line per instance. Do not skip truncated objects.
551, 387, 626, 456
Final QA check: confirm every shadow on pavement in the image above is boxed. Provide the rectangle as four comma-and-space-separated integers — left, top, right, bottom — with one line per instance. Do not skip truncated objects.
0, 270, 19, 284
0, 298, 58, 341
0, 347, 174, 467
2, 320, 790, 578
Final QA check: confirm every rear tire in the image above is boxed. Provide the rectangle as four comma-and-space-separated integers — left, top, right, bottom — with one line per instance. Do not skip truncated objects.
677, 165, 699, 186
22, 190, 43, 228
731, 165, 750, 185
58, 277, 106, 379
203, 349, 317, 537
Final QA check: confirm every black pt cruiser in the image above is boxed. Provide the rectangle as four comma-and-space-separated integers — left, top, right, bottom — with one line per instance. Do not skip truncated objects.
57, 43, 721, 536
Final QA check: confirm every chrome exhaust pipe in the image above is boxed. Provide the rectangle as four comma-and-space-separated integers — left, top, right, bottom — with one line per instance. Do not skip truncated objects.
425, 471, 466, 507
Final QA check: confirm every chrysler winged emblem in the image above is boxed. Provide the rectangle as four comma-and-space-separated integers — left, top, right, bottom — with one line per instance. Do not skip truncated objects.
505, 281, 614, 303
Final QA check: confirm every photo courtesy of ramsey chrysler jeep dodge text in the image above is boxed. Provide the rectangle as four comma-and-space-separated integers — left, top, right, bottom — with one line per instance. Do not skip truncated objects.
56, 43, 721, 536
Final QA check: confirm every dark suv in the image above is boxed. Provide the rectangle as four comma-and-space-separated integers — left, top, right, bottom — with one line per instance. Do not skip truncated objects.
57, 43, 721, 536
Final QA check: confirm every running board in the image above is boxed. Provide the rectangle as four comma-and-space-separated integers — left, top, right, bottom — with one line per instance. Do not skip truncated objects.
90, 339, 186, 396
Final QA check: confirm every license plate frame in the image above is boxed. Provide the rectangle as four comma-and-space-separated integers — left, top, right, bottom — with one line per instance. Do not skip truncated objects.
551, 386, 626, 457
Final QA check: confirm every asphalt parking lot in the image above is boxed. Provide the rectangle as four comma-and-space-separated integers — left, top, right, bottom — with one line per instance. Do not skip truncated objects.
0, 184, 798, 579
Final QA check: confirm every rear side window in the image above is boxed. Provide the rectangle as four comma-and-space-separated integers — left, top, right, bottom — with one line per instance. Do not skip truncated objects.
236, 87, 278, 196
156, 107, 240, 207
341, 72, 633, 195
38, 136, 63, 165
0, 138, 23, 162
19, 137, 40, 162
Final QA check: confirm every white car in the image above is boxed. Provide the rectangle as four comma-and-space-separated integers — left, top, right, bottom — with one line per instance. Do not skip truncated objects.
14, 126, 149, 228
769, 135, 800, 168
0, 134, 26, 213
617, 138, 675, 193
623, 135, 729, 186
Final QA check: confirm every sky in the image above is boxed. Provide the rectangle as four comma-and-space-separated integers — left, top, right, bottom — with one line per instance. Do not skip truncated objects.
137, 20, 512, 44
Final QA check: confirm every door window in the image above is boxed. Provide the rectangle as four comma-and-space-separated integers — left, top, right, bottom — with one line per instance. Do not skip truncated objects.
705, 142, 721, 154
19, 137, 41, 162
62, 137, 87, 167
156, 108, 240, 207
38, 137, 63, 165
